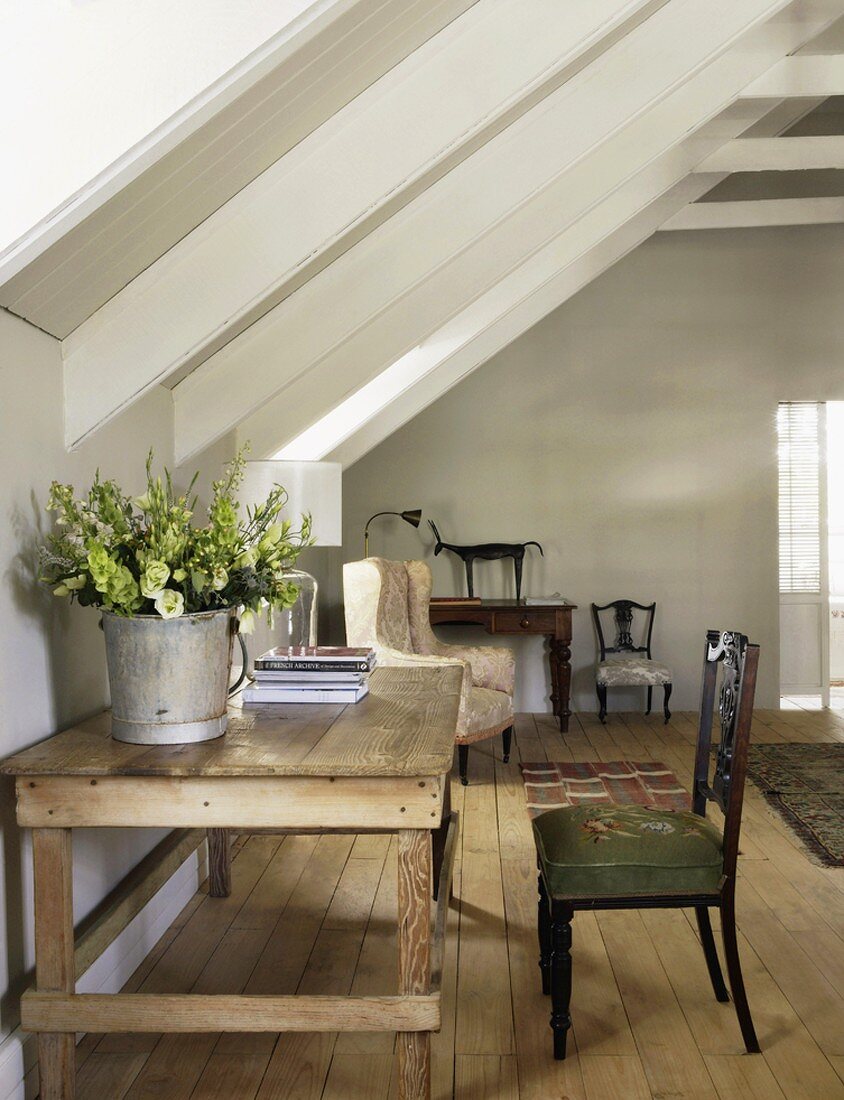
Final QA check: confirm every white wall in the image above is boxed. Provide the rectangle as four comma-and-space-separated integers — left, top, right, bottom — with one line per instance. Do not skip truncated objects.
0, 308, 175, 1046
339, 226, 844, 713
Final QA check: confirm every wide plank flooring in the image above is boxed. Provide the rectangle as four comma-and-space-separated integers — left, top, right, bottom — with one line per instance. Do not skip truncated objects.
62, 709, 844, 1099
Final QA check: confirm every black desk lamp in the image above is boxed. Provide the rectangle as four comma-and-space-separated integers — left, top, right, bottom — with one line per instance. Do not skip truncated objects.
364, 509, 422, 556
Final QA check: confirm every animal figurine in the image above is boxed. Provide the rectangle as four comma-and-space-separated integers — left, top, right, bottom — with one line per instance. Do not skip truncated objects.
429, 521, 543, 600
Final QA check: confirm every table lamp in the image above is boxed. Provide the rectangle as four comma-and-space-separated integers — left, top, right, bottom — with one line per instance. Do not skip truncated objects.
364, 509, 422, 556
239, 460, 342, 648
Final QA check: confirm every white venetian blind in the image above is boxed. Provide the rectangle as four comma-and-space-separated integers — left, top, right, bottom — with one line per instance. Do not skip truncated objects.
778, 401, 822, 593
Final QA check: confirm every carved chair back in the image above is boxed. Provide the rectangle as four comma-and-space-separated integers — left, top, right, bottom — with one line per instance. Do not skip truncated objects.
591, 600, 656, 662
691, 630, 760, 881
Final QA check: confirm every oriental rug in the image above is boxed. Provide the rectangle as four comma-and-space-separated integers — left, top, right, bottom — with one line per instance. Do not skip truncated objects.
745, 743, 844, 867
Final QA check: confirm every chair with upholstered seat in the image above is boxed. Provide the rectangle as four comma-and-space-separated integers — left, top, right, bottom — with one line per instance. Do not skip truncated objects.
343, 558, 515, 785
534, 629, 761, 1060
592, 599, 672, 723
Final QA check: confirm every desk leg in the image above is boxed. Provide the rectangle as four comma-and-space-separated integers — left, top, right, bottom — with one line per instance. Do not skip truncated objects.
550, 639, 572, 733
33, 829, 75, 1100
207, 828, 231, 897
398, 829, 432, 1100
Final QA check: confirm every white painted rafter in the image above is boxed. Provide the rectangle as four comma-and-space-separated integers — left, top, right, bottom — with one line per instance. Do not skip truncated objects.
191, 0, 841, 465
60, 0, 658, 451
1, 0, 480, 325
696, 135, 844, 171
659, 196, 844, 229
744, 52, 844, 96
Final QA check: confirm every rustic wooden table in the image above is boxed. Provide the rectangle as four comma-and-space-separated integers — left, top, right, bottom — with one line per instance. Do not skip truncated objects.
2, 665, 461, 1100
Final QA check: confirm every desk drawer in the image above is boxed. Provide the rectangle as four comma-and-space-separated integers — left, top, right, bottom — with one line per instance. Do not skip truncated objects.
492, 610, 558, 634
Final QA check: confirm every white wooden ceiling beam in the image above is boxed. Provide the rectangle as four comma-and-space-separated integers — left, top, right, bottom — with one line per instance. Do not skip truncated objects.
318, 100, 820, 467
696, 135, 844, 171
743, 52, 844, 96
325, 180, 717, 469
180, 0, 841, 464
1, 0, 480, 326
60, 0, 656, 451
659, 196, 844, 229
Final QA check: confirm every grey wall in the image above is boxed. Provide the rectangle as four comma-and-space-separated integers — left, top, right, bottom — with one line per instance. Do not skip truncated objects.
338, 226, 844, 713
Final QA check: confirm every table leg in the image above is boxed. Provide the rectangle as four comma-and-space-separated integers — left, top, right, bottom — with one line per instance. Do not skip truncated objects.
207, 828, 232, 897
33, 829, 75, 1100
431, 782, 452, 901
397, 829, 432, 1100
550, 638, 572, 733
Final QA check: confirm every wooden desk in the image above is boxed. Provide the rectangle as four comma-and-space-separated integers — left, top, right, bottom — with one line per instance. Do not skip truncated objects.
2, 666, 461, 1100
429, 599, 577, 732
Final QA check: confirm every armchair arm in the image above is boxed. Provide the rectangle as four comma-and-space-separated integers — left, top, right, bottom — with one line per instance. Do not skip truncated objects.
376, 647, 473, 733
433, 643, 516, 696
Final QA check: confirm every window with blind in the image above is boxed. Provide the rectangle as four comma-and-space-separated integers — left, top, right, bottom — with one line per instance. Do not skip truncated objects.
778, 401, 823, 593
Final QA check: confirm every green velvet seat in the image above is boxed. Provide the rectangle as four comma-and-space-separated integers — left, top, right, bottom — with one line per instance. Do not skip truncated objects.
535, 630, 762, 1063
533, 804, 723, 899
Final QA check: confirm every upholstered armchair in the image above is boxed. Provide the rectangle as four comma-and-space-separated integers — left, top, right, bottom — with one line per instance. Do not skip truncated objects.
343, 558, 515, 785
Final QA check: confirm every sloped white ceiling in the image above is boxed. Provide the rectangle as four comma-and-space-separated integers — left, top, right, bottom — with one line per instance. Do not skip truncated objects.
2, 0, 843, 469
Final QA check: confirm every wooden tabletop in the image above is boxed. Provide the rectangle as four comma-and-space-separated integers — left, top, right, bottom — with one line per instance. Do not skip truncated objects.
1, 666, 462, 780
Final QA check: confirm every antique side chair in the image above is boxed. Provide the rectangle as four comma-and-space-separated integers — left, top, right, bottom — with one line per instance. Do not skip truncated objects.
343, 558, 515, 784
534, 630, 761, 1060
592, 599, 673, 723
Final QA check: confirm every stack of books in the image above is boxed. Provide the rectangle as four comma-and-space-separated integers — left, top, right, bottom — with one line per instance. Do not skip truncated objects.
242, 646, 376, 705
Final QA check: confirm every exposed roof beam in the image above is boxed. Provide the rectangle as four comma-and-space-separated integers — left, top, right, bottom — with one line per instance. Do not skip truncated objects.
743, 52, 844, 96
659, 196, 844, 229
316, 98, 819, 467
696, 134, 844, 171
323, 180, 715, 469
60, 0, 658, 451
2, 0, 470, 296
182, 0, 841, 465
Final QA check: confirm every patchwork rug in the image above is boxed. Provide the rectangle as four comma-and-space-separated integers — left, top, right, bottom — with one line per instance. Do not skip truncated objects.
520, 761, 689, 820
746, 743, 844, 867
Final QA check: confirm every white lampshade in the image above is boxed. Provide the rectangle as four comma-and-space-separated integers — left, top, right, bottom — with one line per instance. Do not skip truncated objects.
239, 460, 342, 546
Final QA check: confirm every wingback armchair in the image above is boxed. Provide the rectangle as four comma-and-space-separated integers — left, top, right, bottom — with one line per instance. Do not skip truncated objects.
343, 558, 515, 785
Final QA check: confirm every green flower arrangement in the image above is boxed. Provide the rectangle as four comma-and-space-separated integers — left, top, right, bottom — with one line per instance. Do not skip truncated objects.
38, 448, 313, 633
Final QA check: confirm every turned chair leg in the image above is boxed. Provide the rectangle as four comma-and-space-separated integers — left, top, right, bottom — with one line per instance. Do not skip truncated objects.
663, 682, 672, 724
721, 885, 760, 1053
550, 902, 574, 1060
458, 744, 469, 786
502, 725, 513, 764
537, 875, 551, 995
596, 683, 608, 724
646, 686, 653, 715
696, 906, 729, 1002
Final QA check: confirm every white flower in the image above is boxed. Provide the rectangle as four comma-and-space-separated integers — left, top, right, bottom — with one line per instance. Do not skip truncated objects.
141, 560, 170, 598
239, 608, 256, 634
211, 566, 228, 591
154, 588, 184, 619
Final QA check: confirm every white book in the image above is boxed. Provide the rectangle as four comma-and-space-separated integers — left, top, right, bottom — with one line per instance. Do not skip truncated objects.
242, 681, 370, 705
254, 670, 365, 684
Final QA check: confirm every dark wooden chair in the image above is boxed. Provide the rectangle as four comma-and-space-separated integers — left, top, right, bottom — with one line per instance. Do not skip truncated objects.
592, 599, 672, 723
534, 629, 761, 1060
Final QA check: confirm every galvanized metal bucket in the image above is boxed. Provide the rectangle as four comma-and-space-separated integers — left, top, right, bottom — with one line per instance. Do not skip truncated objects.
102, 607, 237, 744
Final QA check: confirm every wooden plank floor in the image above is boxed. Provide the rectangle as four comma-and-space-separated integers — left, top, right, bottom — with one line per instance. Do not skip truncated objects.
64, 709, 844, 1099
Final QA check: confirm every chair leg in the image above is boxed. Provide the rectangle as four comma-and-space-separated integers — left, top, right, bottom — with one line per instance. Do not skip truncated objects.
550, 902, 574, 1060
696, 906, 729, 1003
663, 682, 672, 724
646, 686, 653, 716
458, 744, 469, 786
502, 725, 513, 764
596, 683, 607, 724
721, 885, 761, 1053
538, 874, 551, 995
